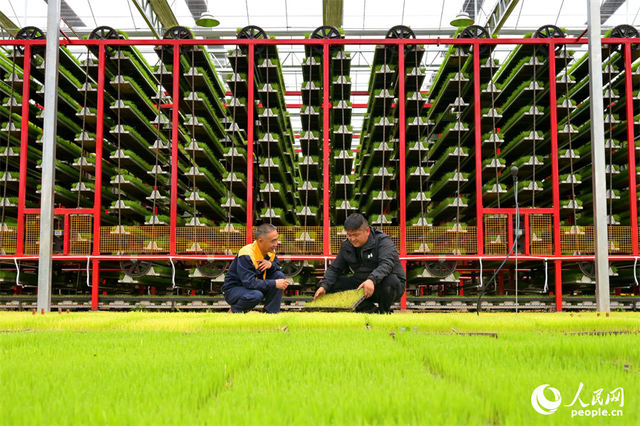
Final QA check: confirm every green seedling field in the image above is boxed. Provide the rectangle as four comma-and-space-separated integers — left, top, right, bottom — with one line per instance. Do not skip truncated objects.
0, 312, 639, 426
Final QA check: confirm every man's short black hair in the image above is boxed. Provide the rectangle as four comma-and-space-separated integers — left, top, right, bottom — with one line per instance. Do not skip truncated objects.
344, 213, 368, 232
255, 223, 277, 240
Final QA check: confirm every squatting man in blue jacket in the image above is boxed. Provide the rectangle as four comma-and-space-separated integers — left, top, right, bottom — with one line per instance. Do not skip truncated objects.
314, 213, 406, 313
222, 223, 292, 313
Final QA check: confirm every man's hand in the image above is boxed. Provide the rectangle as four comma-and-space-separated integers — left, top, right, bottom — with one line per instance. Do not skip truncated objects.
314, 286, 326, 300
275, 279, 290, 290
256, 259, 272, 271
358, 279, 375, 298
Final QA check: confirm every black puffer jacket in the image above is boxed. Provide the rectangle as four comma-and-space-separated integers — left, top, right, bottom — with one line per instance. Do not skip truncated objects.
319, 227, 406, 291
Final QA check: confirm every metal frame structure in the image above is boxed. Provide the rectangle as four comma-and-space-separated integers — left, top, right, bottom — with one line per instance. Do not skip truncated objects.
0, 34, 638, 312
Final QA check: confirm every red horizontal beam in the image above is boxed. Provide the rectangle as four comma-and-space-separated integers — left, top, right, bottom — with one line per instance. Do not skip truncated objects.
3, 37, 632, 47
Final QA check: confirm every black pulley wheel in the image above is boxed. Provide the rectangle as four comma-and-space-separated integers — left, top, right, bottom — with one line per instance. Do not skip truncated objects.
608, 24, 640, 55
578, 261, 596, 279
385, 25, 416, 52
237, 25, 268, 54
196, 260, 229, 278
458, 25, 492, 55
426, 260, 457, 278
88, 26, 120, 57
310, 25, 342, 55
533, 24, 565, 55
163, 26, 194, 55
15, 26, 45, 56
120, 260, 152, 278
280, 258, 304, 278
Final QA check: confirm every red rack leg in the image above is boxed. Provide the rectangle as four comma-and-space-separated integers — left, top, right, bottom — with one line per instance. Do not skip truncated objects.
624, 43, 638, 256
246, 44, 255, 244
322, 41, 330, 255
91, 45, 106, 311
16, 45, 31, 255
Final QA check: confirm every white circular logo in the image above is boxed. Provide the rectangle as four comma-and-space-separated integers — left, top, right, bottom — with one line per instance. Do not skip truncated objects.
531, 384, 562, 415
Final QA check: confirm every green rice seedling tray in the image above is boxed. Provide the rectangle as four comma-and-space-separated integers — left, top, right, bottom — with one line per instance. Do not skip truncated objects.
304, 288, 365, 312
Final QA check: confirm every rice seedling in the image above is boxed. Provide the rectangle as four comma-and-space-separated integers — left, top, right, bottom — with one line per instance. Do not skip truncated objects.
304, 288, 365, 310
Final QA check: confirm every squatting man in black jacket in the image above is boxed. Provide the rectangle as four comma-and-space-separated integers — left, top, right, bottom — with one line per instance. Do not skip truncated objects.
314, 213, 406, 313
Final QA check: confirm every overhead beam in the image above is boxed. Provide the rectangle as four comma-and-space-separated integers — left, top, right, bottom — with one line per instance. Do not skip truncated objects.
130, 0, 179, 39
323, 0, 343, 28
463, 0, 485, 23
0, 10, 19, 37
484, 0, 521, 35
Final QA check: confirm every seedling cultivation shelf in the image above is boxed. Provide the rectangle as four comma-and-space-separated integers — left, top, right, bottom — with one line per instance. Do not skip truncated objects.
0, 24, 639, 312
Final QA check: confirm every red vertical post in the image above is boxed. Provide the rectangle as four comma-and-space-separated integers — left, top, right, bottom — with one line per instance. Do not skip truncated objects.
322, 41, 330, 255
524, 213, 530, 255
16, 45, 31, 255
246, 43, 255, 244
91, 45, 106, 311
398, 41, 407, 310
498, 271, 504, 295
169, 44, 180, 255
624, 43, 638, 255
548, 42, 562, 311
473, 43, 484, 255
63, 214, 70, 255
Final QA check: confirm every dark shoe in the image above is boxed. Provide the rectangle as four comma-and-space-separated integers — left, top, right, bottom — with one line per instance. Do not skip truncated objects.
356, 299, 378, 313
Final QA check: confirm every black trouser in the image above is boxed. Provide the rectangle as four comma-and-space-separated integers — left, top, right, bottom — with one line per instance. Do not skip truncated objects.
328, 274, 405, 313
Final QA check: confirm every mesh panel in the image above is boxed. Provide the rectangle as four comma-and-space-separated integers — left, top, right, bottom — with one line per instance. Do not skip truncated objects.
25, 215, 40, 255
407, 226, 434, 254
560, 226, 594, 254
0, 224, 17, 254
276, 227, 323, 254
330, 227, 401, 254
530, 214, 553, 255
176, 226, 246, 254
69, 215, 92, 255
484, 215, 507, 255
100, 226, 170, 254
608, 226, 632, 254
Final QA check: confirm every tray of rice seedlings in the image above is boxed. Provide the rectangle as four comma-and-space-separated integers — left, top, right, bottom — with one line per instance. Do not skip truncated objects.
360, 166, 396, 193
429, 171, 471, 201
482, 182, 508, 204
184, 191, 226, 220
259, 181, 293, 208
36, 184, 92, 207
186, 114, 227, 144
296, 205, 318, 225
297, 179, 320, 206
0, 171, 37, 194
331, 124, 353, 151
301, 80, 322, 106
427, 197, 469, 223
258, 157, 288, 185
304, 288, 365, 311
403, 116, 432, 141
497, 130, 544, 163
144, 214, 184, 227
333, 174, 355, 198
220, 195, 247, 217
427, 72, 470, 117
558, 198, 584, 219
368, 62, 396, 93
297, 155, 320, 182
181, 90, 226, 129
406, 138, 430, 165
222, 170, 247, 192
0, 196, 36, 210
257, 132, 287, 157
368, 88, 394, 116
427, 146, 470, 178
333, 199, 359, 223
109, 199, 149, 222
300, 105, 321, 131
109, 125, 169, 163
222, 145, 248, 170
498, 104, 546, 140
362, 190, 396, 212
369, 213, 396, 226
259, 207, 292, 226
183, 167, 226, 198
111, 171, 152, 200
332, 99, 352, 124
